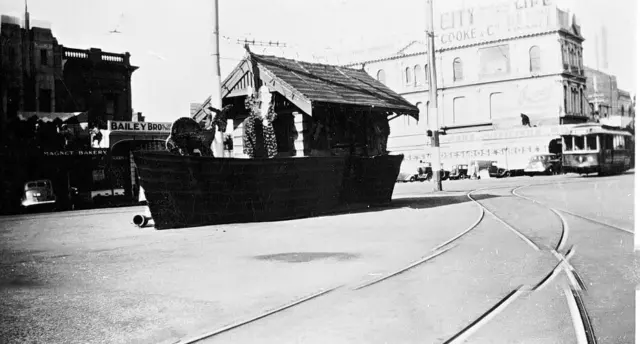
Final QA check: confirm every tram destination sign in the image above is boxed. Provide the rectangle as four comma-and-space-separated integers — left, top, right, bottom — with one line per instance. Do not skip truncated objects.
109, 121, 172, 133
435, 0, 556, 49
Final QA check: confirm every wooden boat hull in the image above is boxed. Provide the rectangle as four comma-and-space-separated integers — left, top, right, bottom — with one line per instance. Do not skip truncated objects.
343, 154, 404, 206
134, 151, 347, 229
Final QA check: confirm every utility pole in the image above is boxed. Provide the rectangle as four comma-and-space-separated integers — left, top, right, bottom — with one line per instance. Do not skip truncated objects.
425, 0, 442, 191
211, 0, 224, 157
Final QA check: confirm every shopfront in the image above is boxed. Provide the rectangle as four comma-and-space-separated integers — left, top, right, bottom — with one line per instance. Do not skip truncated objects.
104, 120, 171, 201
422, 124, 574, 170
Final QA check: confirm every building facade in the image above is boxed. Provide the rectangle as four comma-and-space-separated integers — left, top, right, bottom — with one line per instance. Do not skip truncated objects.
0, 13, 137, 135
0, 11, 142, 212
584, 66, 634, 118
349, 1, 593, 169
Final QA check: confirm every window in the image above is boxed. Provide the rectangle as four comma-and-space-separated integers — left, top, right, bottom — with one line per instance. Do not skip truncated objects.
563, 136, 573, 151
413, 65, 422, 85
489, 92, 508, 120
586, 135, 598, 150
580, 89, 584, 115
478, 45, 510, 77
105, 95, 116, 116
614, 135, 626, 150
39, 89, 52, 112
453, 58, 463, 81
405, 67, 412, 84
424, 64, 430, 85
40, 49, 48, 66
453, 97, 468, 124
620, 105, 625, 116
564, 85, 568, 113
574, 136, 584, 150
529, 46, 541, 73
376, 69, 386, 84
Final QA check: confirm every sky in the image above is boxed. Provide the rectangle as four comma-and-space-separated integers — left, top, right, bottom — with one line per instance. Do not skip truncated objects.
0, 0, 637, 122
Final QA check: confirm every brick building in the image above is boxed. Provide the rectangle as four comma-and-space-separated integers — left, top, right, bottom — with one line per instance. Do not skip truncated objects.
584, 66, 633, 118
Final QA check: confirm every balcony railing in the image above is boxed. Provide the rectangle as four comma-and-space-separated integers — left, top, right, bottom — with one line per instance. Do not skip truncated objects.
62, 47, 131, 66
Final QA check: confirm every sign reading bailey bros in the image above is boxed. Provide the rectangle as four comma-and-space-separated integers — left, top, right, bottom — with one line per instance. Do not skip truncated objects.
109, 121, 172, 133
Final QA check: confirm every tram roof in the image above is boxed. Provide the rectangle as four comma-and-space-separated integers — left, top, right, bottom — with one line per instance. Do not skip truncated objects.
564, 124, 633, 137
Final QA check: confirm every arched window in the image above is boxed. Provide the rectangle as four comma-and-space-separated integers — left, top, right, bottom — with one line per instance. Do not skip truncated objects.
424, 64, 430, 85
453, 58, 463, 81
376, 69, 386, 84
413, 65, 423, 85
620, 105, 625, 116
405, 67, 412, 84
529, 46, 541, 73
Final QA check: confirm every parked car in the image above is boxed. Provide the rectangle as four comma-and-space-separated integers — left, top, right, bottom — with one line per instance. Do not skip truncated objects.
524, 153, 562, 176
21, 179, 57, 210
449, 164, 469, 180
397, 161, 419, 182
415, 161, 449, 181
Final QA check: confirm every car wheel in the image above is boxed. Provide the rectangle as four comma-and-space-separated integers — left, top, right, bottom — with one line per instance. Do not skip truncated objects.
409, 176, 416, 182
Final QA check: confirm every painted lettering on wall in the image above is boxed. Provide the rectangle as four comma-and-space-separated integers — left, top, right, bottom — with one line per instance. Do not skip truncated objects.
109, 121, 171, 133
436, 0, 555, 48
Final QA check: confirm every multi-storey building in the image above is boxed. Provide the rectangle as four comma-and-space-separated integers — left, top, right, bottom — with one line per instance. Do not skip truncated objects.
348, 1, 593, 169
0, 9, 140, 212
584, 66, 633, 118
0, 10, 137, 134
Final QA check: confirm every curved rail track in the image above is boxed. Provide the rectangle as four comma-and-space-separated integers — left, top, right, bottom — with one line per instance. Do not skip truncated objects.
176, 179, 628, 344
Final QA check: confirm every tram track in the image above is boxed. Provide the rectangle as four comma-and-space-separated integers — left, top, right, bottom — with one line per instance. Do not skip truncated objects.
442, 183, 601, 344
173, 179, 617, 343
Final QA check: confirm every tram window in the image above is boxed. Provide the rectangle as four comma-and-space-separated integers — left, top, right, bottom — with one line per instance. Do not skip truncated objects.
614, 135, 625, 150
586, 135, 597, 150
603, 135, 613, 150
574, 136, 585, 150
563, 136, 573, 151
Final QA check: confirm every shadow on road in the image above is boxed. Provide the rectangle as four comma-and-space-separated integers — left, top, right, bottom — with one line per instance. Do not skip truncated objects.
331, 193, 502, 217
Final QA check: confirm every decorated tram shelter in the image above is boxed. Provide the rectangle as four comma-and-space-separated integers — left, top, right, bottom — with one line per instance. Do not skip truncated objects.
193, 51, 419, 160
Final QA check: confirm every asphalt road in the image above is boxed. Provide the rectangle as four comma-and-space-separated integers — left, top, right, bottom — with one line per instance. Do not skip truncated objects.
0, 172, 636, 343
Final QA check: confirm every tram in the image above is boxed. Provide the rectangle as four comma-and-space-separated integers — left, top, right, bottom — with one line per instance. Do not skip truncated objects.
561, 123, 634, 176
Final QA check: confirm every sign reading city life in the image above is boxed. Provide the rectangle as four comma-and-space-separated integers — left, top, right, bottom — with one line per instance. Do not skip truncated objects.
108, 120, 172, 133
435, 0, 557, 49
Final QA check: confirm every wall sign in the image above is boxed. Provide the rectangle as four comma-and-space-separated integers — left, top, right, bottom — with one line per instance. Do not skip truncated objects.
109, 121, 172, 133
436, 0, 556, 49
43, 149, 108, 156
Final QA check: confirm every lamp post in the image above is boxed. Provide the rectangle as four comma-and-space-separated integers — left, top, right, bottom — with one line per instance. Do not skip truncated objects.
425, 0, 442, 191
211, 0, 224, 157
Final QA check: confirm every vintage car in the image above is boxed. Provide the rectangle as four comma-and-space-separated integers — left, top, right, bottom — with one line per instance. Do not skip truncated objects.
449, 164, 469, 180
21, 179, 57, 209
416, 161, 450, 181
397, 161, 419, 182
524, 153, 562, 176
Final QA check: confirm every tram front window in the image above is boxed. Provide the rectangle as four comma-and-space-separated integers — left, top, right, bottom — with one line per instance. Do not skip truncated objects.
586, 135, 598, 151
574, 136, 585, 150
563, 136, 573, 151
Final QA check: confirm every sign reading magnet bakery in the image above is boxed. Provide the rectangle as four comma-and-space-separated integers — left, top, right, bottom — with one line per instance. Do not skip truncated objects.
435, 0, 556, 49
109, 121, 171, 133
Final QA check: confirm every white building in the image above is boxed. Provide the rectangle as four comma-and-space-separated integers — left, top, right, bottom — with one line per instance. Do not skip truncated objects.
347, 0, 591, 170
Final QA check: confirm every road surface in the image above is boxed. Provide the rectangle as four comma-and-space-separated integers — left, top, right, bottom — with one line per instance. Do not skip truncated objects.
0, 172, 636, 343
